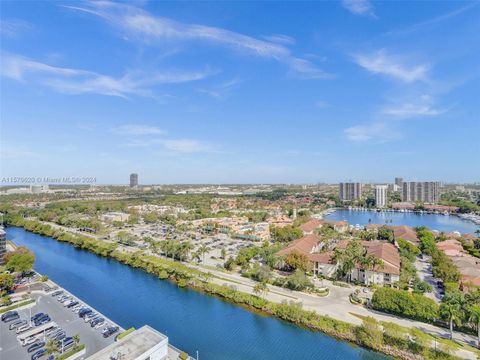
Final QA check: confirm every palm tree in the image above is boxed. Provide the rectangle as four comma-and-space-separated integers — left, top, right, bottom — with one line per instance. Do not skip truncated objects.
198, 245, 209, 263
440, 301, 463, 339
253, 281, 269, 299
468, 306, 480, 348
45, 339, 59, 355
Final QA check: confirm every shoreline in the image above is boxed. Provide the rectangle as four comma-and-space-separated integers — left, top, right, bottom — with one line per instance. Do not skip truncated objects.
6, 221, 469, 360
324, 207, 479, 233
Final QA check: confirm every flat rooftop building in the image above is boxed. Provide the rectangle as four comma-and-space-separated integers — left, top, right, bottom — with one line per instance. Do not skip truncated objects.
87, 326, 168, 360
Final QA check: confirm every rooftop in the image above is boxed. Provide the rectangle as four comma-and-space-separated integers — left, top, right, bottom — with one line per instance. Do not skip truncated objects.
86, 326, 167, 360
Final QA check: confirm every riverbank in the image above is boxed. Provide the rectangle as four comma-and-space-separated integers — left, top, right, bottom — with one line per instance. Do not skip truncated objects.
6, 219, 469, 360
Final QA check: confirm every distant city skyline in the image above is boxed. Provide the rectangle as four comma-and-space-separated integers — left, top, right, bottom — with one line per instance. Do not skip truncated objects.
1, 1, 479, 183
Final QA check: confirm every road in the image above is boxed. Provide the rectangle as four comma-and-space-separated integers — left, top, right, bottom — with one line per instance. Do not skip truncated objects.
415, 255, 443, 303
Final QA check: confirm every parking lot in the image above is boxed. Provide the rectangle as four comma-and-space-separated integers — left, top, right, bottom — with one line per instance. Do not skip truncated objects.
0, 291, 118, 360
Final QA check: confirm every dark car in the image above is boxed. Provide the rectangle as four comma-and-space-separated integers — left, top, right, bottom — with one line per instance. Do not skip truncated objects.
31, 349, 47, 360
51, 290, 63, 297
66, 301, 79, 308
91, 317, 105, 327
4, 313, 20, 322
31, 313, 45, 322
79, 308, 92, 318
102, 326, 119, 338
27, 341, 46, 353
34, 315, 51, 326
2, 311, 18, 321
57, 337, 73, 349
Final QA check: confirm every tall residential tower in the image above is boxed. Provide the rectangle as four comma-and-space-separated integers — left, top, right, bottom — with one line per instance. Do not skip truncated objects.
339, 182, 362, 201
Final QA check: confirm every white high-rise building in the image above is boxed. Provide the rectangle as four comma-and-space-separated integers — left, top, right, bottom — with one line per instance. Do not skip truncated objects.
339, 182, 362, 201
375, 185, 388, 208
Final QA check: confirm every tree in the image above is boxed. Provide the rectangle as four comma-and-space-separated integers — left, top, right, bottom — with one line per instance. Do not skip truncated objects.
333, 240, 364, 282
270, 225, 303, 243
220, 248, 226, 259
253, 281, 269, 299
45, 338, 59, 355
356, 316, 383, 349
198, 244, 209, 263
468, 306, 480, 348
0, 273, 15, 292
284, 250, 310, 272
440, 300, 463, 339
286, 269, 313, 291
72, 334, 80, 346
377, 226, 394, 242
5, 249, 35, 273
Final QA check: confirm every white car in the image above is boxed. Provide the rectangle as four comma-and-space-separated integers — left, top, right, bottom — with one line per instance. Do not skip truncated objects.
22, 336, 39, 347
71, 304, 82, 312
16, 324, 32, 334
63, 299, 75, 307
94, 320, 105, 329
84, 313, 97, 323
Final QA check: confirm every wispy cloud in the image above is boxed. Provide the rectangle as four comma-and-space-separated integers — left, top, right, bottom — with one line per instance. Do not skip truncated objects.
65, 1, 330, 79
381, 95, 448, 119
0, 143, 40, 159
352, 50, 429, 82
342, 0, 376, 18
0, 19, 33, 37
1, 53, 214, 98
112, 124, 214, 153
111, 124, 165, 136
344, 122, 400, 143
197, 78, 241, 98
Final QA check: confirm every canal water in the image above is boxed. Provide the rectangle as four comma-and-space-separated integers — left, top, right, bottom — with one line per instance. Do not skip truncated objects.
325, 210, 479, 234
6, 227, 388, 360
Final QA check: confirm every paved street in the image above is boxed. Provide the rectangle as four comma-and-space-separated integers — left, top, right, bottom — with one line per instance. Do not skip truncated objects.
0, 292, 116, 360
415, 255, 443, 303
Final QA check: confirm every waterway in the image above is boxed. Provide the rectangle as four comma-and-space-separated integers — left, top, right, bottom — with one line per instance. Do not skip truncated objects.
325, 209, 479, 234
6, 227, 388, 360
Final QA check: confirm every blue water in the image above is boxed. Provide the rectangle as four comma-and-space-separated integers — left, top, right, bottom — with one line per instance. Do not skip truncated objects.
325, 210, 479, 234
6, 227, 387, 360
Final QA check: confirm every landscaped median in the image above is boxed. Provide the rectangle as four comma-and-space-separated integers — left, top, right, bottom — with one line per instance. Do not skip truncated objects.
0, 298, 35, 314
5, 218, 468, 360
54, 344, 86, 360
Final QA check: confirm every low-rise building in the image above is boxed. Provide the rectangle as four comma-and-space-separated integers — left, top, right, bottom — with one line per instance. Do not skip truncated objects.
101, 212, 130, 223
86, 325, 188, 360
299, 219, 349, 234
277, 236, 400, 286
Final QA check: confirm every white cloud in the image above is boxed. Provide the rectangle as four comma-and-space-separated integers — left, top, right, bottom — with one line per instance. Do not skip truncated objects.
0, 19, 33, 37
0, 143, 39, 159
352, 50, 429, 82
65, 1, 330, 79
381, 95, 447, 118
111, 124, 165, 136
342, 0, 376, 17
159, 139, 212, 153
1, 53, 213, 97
344, 122, 399, 142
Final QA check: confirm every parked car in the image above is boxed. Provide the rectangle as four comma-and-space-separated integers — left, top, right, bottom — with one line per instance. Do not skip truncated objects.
66, 301, 79, 308
102, 326, 119, 338
94, 319, 106, 329
16, 324, 32, 334
78, 308, 92, 318
90, 317, 104, 327
22, 336, 40, 347
84, 312, 97, 323
27, 341, 46, 353
31, 348, 47, 360
51, 290, 63, 297
31, 313, 45, 322
9, 319, 27, 330
2, 311, 18, 321
35, 317, 51, 327
3, 312, 20, 322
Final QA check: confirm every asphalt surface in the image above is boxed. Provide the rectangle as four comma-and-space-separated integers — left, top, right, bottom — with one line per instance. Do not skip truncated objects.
0, 292, 116, 360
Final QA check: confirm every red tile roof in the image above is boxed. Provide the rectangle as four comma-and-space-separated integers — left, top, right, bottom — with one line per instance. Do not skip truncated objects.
276, 234, 321, 256
298, 219, 323, 232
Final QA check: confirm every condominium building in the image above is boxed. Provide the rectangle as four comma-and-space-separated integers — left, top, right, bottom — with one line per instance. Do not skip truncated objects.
394, 177, 403, 189
402, 181, 440, 203
374, 185, 388, 208
339, 182, 362, 201
130, 173, 138, 188
0, 227, 6, 265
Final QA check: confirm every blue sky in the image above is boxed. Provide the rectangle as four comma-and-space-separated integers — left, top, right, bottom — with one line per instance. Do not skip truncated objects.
1, 0, 479, 184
